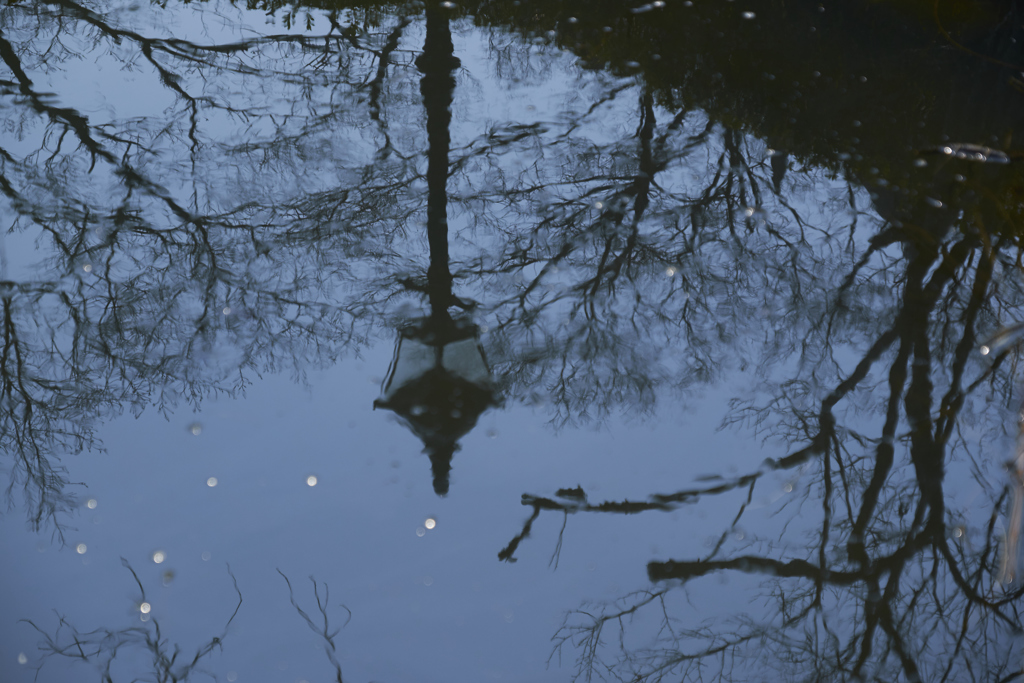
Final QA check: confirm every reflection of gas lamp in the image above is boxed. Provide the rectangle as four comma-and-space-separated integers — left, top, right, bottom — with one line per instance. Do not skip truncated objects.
375, 316, 497, 496
374, 5, 498, 496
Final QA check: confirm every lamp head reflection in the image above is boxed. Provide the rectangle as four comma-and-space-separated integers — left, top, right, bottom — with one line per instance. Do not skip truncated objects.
375, 316, 498, 496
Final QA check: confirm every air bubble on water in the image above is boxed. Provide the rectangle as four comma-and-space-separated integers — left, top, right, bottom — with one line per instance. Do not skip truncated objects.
410, 405, 426, 416
594, 201, 603, 210
440, 1, 455, 8
222, 307, 232, 315
741, 11, 755, 19
954, 174, 965, 182
914, 158, 927, 167
202, 551, 212, 561
980, 345, 990, 356
152, 550, 166, 564
423, 576, 434, 586
665, 267, 677, 277
416, 527, 426, 537
83, 264, 93, 273
567, 16, 577, 23
189, 423, 202, 436
852, 120, 861, 127
86, 498, 98, 509
140, 602, 152, 614
925, 197, 943, 209
306, 475, 318, 487
207, 477, 218, 487
425, 518, 437, 530
743, 207, 755, 217
18, 653, 27, 665
76, 543, 87, 554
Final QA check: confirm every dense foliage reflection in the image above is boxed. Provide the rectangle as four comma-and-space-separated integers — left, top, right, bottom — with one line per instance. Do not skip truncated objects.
4, 0, 1024, 680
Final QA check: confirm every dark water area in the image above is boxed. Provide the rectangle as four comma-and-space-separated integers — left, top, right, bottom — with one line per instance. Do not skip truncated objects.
3, 0, 1024, 681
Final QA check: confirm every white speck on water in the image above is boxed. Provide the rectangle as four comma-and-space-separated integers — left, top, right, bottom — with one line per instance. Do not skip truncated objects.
222, 306, 232, 315
17, 653, 27, 665
567, 16, 577, 23
76, 543, 87, 554
207, 477, 217, 487
86, 499, 98, 509
980, 345, 990, 356
140, 602, 151, 614
82, 264, 93, 273
942, 146, 954, 155
152, 551, 166, 564
440, 1, 455, 8
425, 518, 436, 529
665, 267, 677, 277
189, 423, 202, 436
742, 11, 755, 19
416, 527, 426, 537
914, 158, 927, 167
306, 475, 318, 487
926, 197, 943, 208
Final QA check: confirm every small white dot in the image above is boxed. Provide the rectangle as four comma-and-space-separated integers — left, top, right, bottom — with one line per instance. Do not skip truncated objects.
152, 551, 166, 564
189, 423, 202, 436
17, 653, 27, 665
425, 518, 436, 530
140, 602, 151, 614
306, 476, 318, 487
207, 477, 218, 487
86, 499, 98, 509
82, 264, 93, 273
665, 267, 676, 277
594, 201, 603, 209
980, 345, 990, 356
76, 543, 87, 554
222, 306, 232, 315
742, 11, 755, 19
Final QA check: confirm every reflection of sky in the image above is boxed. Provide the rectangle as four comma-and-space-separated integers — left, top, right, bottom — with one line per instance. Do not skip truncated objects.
0, 342, 779, 682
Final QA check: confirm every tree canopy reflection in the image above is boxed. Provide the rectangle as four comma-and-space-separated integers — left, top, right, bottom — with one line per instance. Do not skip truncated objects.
3, 0, 1024, 679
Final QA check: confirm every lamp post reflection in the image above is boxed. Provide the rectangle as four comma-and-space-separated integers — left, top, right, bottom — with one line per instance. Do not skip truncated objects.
374, 7, 498, 496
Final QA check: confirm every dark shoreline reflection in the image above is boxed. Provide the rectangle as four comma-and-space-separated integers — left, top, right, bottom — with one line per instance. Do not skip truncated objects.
1, 0, 1024, 681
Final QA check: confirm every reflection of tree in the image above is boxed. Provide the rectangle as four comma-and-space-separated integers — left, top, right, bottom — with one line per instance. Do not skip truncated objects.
23, 559, 242, 682
500, 190, 1024, 678
23, 562, 354, 683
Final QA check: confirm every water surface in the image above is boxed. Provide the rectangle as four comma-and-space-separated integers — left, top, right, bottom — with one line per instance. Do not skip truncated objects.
3, 1, 1024, 681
